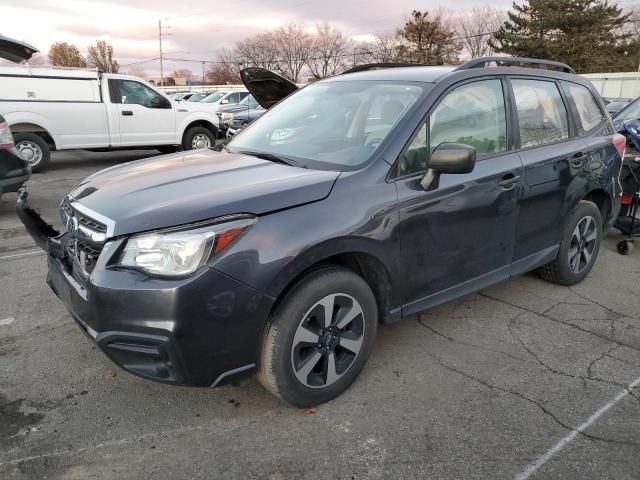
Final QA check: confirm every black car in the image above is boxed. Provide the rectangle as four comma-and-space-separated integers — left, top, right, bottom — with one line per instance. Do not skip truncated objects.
216, 95, 265, 136
0, 114, 30, 200
18, 57, 624, 406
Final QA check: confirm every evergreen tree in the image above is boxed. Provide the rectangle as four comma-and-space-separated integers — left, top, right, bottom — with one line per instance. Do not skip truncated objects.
396, 10, 461, 65
490, 0, 630, 73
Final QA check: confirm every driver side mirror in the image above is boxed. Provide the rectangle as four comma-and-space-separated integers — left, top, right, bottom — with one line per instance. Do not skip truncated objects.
420, 143, 476, 190
151, 96, 170, 109
220, 99, 229, 104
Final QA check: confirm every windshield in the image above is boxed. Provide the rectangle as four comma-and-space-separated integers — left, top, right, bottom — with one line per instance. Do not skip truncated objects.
202, 92, 227, 103
615, 98, 640, 122
187, 92, 211, 102
240, 95, 260, 108
228, 80, 424, 170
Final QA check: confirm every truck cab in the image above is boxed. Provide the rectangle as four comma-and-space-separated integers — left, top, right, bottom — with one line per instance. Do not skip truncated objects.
0, 67, 220, 171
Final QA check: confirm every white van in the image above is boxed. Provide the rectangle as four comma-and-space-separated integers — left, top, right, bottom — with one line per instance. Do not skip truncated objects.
0, 65, 221, 171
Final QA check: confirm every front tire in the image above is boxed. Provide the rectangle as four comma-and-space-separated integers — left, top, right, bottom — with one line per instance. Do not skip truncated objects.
538, 200, 602, 285
14, 133, 50, 173
258, 267, 378, 406
182, 126, 216, 151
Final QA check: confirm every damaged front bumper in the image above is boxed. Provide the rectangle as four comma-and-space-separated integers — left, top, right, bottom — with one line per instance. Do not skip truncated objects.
16, 191, 274, 387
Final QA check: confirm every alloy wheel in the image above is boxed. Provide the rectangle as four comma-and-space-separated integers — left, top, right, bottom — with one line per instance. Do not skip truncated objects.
568, 215, 597, 273
290, 293, 365, 389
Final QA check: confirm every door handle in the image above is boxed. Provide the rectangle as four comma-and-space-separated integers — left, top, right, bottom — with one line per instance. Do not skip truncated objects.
498, 174, 520, 189
122, 111, 133, 116
571, 152, 586, 167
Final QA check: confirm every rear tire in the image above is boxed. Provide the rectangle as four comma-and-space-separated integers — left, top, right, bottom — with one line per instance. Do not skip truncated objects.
538, 200, 602, 285
258, 267, 378, 407
182, 127, 216, 151
14, 133, 50, 173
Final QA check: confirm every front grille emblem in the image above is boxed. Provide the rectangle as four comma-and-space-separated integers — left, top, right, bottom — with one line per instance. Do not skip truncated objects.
66, 215, 79, 236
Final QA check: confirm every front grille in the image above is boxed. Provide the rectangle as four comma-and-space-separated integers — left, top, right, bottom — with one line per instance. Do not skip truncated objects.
78, 216, 107, 233
60, 198, 108, 276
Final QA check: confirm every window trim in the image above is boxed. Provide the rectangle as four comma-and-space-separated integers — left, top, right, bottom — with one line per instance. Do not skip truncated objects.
507, 76, 575, 152
560, 80, 608, 137
389, 76, 513, 181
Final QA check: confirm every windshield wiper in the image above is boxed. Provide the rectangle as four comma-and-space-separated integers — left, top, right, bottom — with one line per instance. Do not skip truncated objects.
238, 150, 304, 168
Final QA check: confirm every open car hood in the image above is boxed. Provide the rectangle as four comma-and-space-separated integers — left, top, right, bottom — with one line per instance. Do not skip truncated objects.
240, 67, 298, 109
0, 35, 38, 62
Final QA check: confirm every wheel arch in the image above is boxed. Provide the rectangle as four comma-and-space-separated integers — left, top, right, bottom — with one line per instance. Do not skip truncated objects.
582, 188, 612, 225
9, 121, 57, 150
179, 117, 219, 143
266, 247, 396, 328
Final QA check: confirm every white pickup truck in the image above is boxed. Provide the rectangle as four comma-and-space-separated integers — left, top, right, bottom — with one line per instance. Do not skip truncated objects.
0, 65, 221, 171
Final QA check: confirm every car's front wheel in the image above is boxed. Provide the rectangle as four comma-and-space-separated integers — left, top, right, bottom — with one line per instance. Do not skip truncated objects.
258, 267, 378, 406
14, 133, 50, 173
538, 200, 602, 285
182, 126, 216, 151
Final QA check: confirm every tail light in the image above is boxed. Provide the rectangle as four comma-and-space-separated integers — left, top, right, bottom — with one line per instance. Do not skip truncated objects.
0, 122, 14, 149
613, 133, 626, 159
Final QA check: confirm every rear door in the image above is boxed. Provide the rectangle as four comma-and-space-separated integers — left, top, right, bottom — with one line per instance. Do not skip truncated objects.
509, 77, 604, 273
395, 78, 524, 314
107, 78, 175, 146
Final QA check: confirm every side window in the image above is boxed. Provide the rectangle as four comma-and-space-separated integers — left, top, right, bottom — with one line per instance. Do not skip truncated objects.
397, 79, 507, 177
111, 79, 169, 108
512, 79, 569, 148
564, 82, 606, 132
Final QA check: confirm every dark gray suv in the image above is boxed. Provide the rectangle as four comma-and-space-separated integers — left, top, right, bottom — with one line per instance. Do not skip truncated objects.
19, 57, 624, 406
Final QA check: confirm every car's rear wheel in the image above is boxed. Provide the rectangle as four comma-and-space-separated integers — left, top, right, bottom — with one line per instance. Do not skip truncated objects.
538, 200, 602, 285
14, 133, 50, 173
258, 267, 378, 406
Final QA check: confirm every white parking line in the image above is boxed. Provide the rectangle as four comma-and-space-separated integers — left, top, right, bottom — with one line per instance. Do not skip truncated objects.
0, 251, 43, 260
515, 374, 640, 480
0, 317, 15, 326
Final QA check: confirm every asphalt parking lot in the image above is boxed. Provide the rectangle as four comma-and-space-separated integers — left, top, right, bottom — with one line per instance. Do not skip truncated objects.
1, 150, 640, 479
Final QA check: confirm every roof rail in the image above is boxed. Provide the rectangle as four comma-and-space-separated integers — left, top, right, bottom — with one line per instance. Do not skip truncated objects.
456, 56, 575, 75
341, 63, 427, 75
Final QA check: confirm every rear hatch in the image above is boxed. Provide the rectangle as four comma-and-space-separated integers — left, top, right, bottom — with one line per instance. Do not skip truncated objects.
240, 67, 298, 109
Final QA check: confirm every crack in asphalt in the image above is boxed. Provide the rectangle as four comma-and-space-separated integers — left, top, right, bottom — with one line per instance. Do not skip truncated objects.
415, 290, 640, 448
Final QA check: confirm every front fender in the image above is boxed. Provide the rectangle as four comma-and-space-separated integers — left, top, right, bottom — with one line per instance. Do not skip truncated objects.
175, 111, 220, 143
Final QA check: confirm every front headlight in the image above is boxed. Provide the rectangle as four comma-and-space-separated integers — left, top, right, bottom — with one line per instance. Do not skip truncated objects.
116, 217, 255, 277
221, 112, 234, 125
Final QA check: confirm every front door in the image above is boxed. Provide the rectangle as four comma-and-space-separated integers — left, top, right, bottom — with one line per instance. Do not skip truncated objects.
108, 79, 175, 146
395, 78, 524, 315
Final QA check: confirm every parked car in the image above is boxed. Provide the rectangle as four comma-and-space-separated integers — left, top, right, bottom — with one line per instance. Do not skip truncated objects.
606, 100, 630, 116
217, 94, 265, 135
200, 90, 249, 111
0, 65, 220, 172
612, 97, 640, 150
19, 57, 624, 407
225, 108, 266, 138
186, 91, 216, 102
0, 114, 30, 200
170, 92, 190, 101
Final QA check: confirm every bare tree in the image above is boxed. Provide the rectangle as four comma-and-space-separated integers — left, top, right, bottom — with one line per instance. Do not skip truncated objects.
272, 24, 314, 81
86, 40, 119, 73
173, 68, 194, 82
358, 32, 401, 64
236, 32, 280, 71
127, 65, 147, 78
457, 7, 507, 59
307, 23, 353, 79
207, 48, 242, 84
49, 42, 86, 67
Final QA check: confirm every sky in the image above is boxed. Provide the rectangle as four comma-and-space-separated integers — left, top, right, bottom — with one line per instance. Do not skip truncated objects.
3, 0, 640, 75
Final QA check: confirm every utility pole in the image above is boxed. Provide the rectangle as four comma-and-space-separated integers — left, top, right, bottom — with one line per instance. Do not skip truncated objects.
202, 61, 205, 85
159, 19, 164, 87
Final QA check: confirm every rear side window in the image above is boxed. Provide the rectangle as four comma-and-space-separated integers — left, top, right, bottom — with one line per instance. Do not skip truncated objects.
565, 82, 606, 132
512, 79, 569, 148
397, 79, 507, 176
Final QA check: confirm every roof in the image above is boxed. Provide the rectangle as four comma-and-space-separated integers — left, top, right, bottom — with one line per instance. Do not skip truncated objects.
0, 65, 100, 79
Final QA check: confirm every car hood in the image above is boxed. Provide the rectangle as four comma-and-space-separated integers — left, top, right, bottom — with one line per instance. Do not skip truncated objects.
240, 67, 299, 109
0, 35, 38, 62
70, 149, 340, 237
